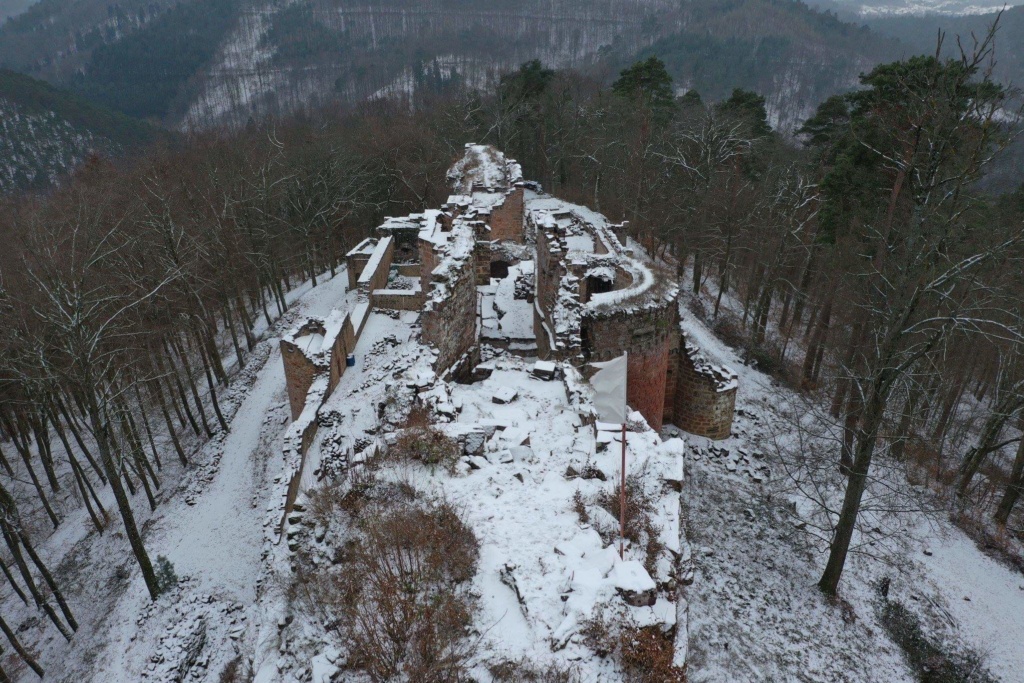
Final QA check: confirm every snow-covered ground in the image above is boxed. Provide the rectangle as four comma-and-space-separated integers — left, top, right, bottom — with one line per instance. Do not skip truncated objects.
267, 349, 686, 681
11, 255, 1024, 681
919, 531, 1024, 682
826, 0, 1019, 16
2, 270, 349, 682
678, 292, 1024, 682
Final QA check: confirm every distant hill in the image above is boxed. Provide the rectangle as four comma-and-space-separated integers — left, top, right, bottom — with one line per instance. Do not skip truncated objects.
865, 5, 1024, 87
0, 69, 163, 194
814, 0, 1019, 17
0, 0, 1009, 138
0, 0, 177, 81
604, 0, 903, 132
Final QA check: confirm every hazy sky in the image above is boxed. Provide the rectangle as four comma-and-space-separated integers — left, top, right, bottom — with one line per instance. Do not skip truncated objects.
0, 0, 37, 24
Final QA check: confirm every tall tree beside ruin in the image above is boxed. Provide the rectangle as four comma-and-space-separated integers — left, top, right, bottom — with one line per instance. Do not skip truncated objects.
815, 35, 1021, 594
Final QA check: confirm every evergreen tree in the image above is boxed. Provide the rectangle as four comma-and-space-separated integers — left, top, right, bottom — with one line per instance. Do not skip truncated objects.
715, 88, 771, 137
612, 56, 675, 112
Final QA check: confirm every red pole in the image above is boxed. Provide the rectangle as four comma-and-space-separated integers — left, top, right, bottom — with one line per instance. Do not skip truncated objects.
620, 421, 627, 559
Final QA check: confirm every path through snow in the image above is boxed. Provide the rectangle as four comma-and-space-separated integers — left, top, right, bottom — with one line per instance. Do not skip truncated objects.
920, 532, 1024, 682
43, 271, 353, 683
157, 349, 284, 602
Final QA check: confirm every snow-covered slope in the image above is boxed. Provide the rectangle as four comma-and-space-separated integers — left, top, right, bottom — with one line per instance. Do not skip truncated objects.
0, 98, 108, 193
678, 288, 1024, 682
0, 69, 160, 194
823, 0, 1021, 15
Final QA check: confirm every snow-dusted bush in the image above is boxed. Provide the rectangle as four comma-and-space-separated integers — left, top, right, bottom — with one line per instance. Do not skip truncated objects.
488, 658, 581, 682
388, 407, 462, 472
217, 655, 252, 682
878, 599, 996, 683
293, 491, 480, 683
581, 606, 685, 683
593, 472, 665, 576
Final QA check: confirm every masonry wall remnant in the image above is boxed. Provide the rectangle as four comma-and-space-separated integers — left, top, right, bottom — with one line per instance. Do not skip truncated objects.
280, 310, 356, 421
282, 143, 737, 443
583, 304, 678, 432
673, 337, 738, 440
526, 189, 728, 434
345, 238, 377, 289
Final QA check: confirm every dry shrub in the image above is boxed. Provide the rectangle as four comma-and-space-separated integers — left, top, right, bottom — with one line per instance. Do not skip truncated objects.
572, 489, 590, 525
710, 313, 744, 351
581, 608, 685, 683
488, 658, 581, 682
389, 407, 462, 472
344, 502, 479, 682
218, 656, 252, 683
595, 473, 665, 576
904, 440, 957, 489
294, 495, 480, 683
305, 467, 397, 522
620, 626, 686, 683
879, 599, 996, 683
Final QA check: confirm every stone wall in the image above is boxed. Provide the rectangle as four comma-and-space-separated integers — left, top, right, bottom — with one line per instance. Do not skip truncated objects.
422, 259, 478, 376
346, 238, 376, 289
583, 302, 677, 431
662, 327, 681, 425
397, 263, 421, 277
282, 313, 358, 421
673, 337, 737, 440
281, 320, 326, 420
357, 236, 395, 298
326, 316, 356, 396
419, 236, 440, 293
473, 240, 524, 285
474, 239, 493, 285
534, 227, 563, 359
487, 186, 525, 242
387, 226, 421, 264
373, 289, 426, 310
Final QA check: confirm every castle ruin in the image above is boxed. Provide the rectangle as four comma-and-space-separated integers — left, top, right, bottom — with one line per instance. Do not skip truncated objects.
283, 144, 735, 436
276, 144, 737, 521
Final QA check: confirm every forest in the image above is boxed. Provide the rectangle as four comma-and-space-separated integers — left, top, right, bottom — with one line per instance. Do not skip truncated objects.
0, 19, 1024, 679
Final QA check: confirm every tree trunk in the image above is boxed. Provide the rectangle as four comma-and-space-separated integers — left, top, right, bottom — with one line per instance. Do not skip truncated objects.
957, 403, 1021, 497
169, 336, 213, 437
2, 526, 70, 640
0, 556, 28, 604
819, 381, 887, 596
149, 377, 188, 466
18, 530, 77, 631
692, 250, 703, 296
994, 436, 1024, 526
0, 614, 44, 677
55, 395, 105, 484
87, 393, 160, 600
0, 442, 13, 478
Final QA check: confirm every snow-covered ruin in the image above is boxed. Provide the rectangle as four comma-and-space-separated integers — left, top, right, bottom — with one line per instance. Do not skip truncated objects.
282, 143, 737, 437
266, 144, 740, 678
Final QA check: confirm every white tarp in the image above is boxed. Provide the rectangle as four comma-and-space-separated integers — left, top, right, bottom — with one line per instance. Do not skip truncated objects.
590, 353, 627, 424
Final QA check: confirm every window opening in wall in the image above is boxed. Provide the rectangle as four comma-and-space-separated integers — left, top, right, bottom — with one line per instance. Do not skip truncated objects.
584, 274, 614, 303
490, 260, 511, 279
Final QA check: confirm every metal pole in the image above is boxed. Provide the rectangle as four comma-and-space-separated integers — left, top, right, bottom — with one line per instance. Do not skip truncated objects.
620, 420, 627, 559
